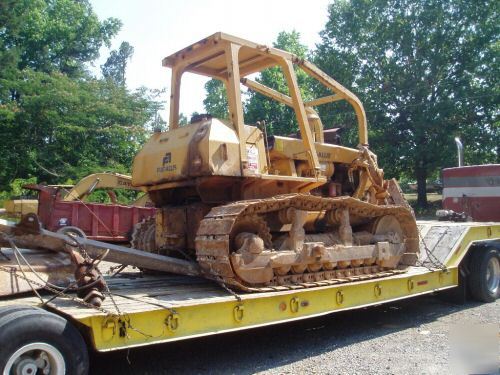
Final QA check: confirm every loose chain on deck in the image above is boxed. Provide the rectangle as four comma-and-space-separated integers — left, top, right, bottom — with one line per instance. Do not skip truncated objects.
0, 264, 113, 314
416, 227, 448, 271
0, 236, 177, 339
214, 275, 242, 302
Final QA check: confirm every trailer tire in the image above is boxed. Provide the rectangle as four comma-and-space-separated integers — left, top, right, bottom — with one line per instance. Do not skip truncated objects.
0, 308, 89, 375
57, 225, 86, 239
0, 304, 39, 319
468, 247, 499, 302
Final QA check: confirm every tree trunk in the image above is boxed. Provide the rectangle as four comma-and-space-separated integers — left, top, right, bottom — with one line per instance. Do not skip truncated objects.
416, 165, 428, 208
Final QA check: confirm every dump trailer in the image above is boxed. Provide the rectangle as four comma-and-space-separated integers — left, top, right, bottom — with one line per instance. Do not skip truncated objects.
0, 33, 498, 374
27, 183, 155, 243
1, 173, 152, 218
1, 173, 154, 243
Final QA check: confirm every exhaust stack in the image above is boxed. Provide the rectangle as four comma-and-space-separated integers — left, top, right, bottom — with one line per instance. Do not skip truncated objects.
454, 137, 464, 167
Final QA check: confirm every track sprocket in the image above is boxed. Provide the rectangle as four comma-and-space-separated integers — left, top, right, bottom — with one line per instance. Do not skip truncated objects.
131, 217, 156, 253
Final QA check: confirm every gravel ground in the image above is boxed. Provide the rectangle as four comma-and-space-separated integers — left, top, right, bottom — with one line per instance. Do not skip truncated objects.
90, 294, 499, 375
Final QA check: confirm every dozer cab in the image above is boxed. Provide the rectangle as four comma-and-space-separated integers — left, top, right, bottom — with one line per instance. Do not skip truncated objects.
131, 32, 419, 291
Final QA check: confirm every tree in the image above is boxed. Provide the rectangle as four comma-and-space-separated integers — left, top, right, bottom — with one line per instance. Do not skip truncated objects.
245, 31, 313, 135
0, 0, 161, 190
202, 31, 313, 135
101, 41, 134, 86
203, 79, 228, 119
178, 113, 189, 126
0, 0, 121, 77
314, 0, 499, 207
0, 70, 159, 186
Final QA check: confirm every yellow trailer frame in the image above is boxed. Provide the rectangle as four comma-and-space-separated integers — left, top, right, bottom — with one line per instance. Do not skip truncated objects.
1, 221, 498, 354
85, 267, 456, 351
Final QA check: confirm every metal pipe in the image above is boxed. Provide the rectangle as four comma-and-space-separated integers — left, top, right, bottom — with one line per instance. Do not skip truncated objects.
0, 218, 202, 277
454, 137, 464, 167
80, 238, 202, 276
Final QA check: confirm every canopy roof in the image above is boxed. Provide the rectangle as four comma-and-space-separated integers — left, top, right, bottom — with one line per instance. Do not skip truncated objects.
162, 32, 296, 79
162, 32, 368, 147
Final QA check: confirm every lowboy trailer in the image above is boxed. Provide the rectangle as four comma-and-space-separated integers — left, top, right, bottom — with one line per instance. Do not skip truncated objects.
0, 220, 498, 374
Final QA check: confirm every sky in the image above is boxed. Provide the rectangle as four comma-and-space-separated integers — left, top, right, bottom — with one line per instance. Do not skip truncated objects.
89, 0, 331, 119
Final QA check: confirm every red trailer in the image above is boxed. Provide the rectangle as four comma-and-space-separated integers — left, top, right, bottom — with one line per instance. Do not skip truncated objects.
27, 184, 155, 242
442, 164, 500, 221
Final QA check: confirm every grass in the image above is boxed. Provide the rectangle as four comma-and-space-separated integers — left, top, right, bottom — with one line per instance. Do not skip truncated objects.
403, 193, 442, 203
404, 193, 442, 220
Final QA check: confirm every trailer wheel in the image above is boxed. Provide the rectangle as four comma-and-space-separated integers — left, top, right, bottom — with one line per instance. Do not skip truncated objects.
57, 225, 86, 239
468, 247, 499, 302
0, 308, 89, 375
0, 305, 40, 319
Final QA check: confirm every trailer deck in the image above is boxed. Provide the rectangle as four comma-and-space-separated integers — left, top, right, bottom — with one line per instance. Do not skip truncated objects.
1, 221, 498, 353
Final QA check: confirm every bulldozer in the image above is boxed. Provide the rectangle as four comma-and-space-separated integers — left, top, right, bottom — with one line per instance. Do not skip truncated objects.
130, 32, 419, 292
0, 32, 419, 305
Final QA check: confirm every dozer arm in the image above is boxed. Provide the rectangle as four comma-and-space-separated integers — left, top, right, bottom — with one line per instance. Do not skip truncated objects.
62, 172, 144, 202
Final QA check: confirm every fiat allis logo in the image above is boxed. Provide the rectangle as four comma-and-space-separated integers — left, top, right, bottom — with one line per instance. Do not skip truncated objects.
163, 152, 171, 165
157, 152, 177, 173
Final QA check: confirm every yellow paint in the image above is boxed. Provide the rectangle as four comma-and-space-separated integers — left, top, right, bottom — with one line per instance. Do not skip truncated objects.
80, 267, 457, 352
275, 139, 284, 152
446, 224, 500, 267
3, 199, 38, 216
36, 222, 499, 353
70, 224, 499, 353
62, 172, 143, 202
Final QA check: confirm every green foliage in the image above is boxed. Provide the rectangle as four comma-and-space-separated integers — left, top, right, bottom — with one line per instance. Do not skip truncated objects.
178, 113, 189, 126
314, 0, 499, 206
0, 177, 37, 208
0, 69, 159, 188
151, 112, 167, 132
203, 79, 228, 119
8, 177, 37, 197
0, 0, 121, 77
245, 31, 313, 135
202, 31, 313, 136
0, 0, 162, 192
101, 41, 134, 86
85, 188, 140, 205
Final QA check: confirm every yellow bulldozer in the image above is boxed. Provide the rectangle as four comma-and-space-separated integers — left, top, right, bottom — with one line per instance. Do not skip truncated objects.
130, 32, 419, 292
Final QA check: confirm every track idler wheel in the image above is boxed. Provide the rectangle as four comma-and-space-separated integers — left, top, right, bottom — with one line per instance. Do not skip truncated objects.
229, 215, 275, 285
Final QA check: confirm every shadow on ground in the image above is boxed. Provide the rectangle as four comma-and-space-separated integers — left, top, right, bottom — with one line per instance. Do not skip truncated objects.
89, 293, 482, 374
